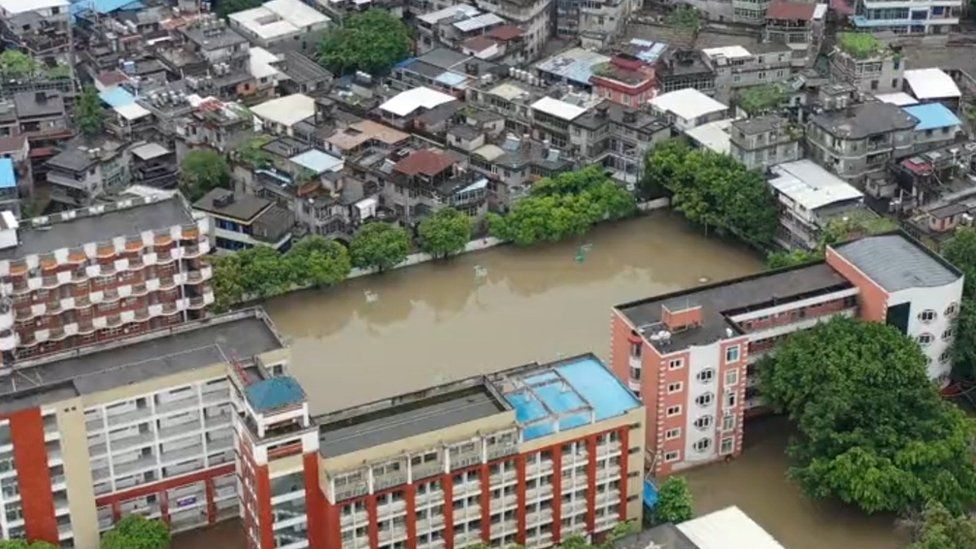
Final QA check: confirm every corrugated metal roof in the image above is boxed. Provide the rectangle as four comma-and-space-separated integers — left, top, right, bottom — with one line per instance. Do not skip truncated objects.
678, 506, 784, 549
903, 103, 962, 131
834, 234, 960, 291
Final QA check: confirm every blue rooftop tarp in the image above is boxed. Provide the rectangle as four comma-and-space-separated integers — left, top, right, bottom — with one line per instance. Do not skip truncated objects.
643, 479, 659, 509
71, 0, 144, 15
0, 159, 15, 190
245, 377, 306, 412
903, 103, 961, 131
99, 87, 136, 108
504, 355, 641, 441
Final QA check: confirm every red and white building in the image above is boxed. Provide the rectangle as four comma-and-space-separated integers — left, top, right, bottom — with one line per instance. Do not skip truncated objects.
610, 233, 963, 475
589, 55, 657, 109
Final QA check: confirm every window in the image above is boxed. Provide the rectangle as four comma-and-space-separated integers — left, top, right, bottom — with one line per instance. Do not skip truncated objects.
946, 303, 959, 317
725, 346, 740, 363
725, 369, 739, 386
629, 341, 641, 358
667, 382, 682, 394
693, 415, 713, 430
695, 393, 714, 407
666, 405, 682, 417
919, 310, 937, 323
665, 428, 681, 440
940, 350, 952, 363
664, 451, 680, 463
722, 414, 735, 432
943, 328, 954, 341
692, 438, 711, 453
725, 392, 737, 408
668, 358, 684, 370
696, 368, 715, 383
630, 366, 641, 380
918, 333, 934, 346
720, 438, 734, 455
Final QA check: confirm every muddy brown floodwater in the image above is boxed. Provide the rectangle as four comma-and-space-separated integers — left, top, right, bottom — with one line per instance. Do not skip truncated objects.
175, 214, 905, 548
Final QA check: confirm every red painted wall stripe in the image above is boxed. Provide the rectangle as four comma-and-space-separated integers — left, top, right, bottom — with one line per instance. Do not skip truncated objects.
367, 494, 379, 549
94, 464, 235, 506
204, 478, 216, 525
442, 473, 455, 549
551, 444, 563, 544
406, 483, 418, 549
160, 489, 170, 525
304, 452, 325, 549
479, 464, 491, 543
618, 428, 629, 521
515, 454, 527, 545
8, 408, 57, 544
322, 494, 342, 549
585, 435, 597, 533
255, 464, 275, 549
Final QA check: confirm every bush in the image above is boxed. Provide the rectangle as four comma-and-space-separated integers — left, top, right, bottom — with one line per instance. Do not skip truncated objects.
101, 515, 170, 549
653, 476, 694, 524
180, 150, 230, 202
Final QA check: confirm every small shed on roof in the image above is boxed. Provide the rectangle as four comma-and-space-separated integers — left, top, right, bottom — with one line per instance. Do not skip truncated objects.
904, 68, 961, 101
245, 376, 306, 412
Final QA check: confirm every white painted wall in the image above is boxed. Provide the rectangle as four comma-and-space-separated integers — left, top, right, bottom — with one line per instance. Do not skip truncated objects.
888, 277, 964, 383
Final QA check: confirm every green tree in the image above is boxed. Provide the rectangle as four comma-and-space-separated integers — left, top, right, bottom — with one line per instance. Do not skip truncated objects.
418, 207, 471, 258
908, 500, 976, 549
759, 316, 976, 514
235, 135, 273, 169
101, 514, 170, 549
488, 166, 635, 246
350, 222, 411, 271
286, 235, 351, 286
215, 0, 263, 18
766, 249, 823, 269
0, 50, 41, 81
318, 10, 412, 75
76, 85, 105, 138
556, 535, 591, 549
642, 140, 778, 250
0, 541, 57, 549
180, 150, 230, 201
943, 227, 976, 296
653, 476, 694, 524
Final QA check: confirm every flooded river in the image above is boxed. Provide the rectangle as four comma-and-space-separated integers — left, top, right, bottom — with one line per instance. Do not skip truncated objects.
177, 214, 904, 548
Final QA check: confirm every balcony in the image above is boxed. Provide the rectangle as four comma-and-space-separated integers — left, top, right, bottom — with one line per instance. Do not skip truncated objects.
106, 406, 152, 428
114, 454, 158, 476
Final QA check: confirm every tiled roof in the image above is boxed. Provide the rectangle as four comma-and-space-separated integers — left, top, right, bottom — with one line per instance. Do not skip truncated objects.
394, 149, 456, 177
766, 0, 817, 20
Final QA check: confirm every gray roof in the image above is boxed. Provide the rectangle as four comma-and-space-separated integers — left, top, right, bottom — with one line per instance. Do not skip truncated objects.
0, 310, 284, 414
277, 50, 333, 84
618, 262, 851, 350
614, 524, 699, 549
194, 188, 272, 222
833, 233, 961, 291
811, 102, 918, 139
572, 101, 669, 133
731, 114, 789, 135
181, 25, 248, 50
13, 91, 65, 118
0, 197, 193, 260
317, 385, 506, 457
46, 145, 97, 172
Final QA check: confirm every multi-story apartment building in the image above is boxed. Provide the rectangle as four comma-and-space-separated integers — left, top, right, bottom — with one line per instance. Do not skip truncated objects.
0, 308, 288, 548
654, 50, 716, 97
569, 102, 671, 185
611, 232, 963, 474
729, 115, 802, 171
829, 36, 905, 94
309, 353, 645, 549
589, 56, 657, 109
477, 0, 551, 59
0, 193, 213, 362
852, 0, 961, 35
193, 189, 295, 253
45, 139, 130, 209
0, 0, 70, 60
228, 0, 331, 55
764, 1, 826, 68
702, 44, 792, 103
2, 307, 645, 549
767, 159, 866, 250
806, 101, 918, 183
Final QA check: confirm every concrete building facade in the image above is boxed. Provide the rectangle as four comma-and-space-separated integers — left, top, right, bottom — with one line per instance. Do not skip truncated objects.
610, 233, 963, 475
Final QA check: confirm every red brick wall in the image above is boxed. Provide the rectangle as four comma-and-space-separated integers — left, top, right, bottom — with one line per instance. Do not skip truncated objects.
826, 248, 889, 322
662, 305, 702, 331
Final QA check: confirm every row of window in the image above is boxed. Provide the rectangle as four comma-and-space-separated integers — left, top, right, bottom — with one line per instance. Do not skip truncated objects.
919, 304, 958, 323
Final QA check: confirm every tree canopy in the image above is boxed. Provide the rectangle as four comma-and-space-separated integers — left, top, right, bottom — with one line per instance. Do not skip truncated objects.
317, 10, 412, 75
653, 476, 694, 524
0, 50, 41, 81
350, 222, 411, 272
418, 207, 471, 258
758, 316, 976, 514
211, 236, 351, 310
100, 514, 170, 549
765, 249, 822, 269
942, 227, 976, 380
487, 165, 636, 246
642, 140, 779, 250
76, 86, 105, 138
0, 540, 57, 549
180, 150, 230, 202
908, 500, 976, 549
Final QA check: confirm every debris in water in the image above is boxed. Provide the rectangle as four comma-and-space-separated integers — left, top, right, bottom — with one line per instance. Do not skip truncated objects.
364, 290, 379, 303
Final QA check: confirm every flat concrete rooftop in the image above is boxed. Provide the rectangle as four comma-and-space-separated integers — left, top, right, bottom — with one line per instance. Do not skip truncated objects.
317, 384, 507, 457
0, 309, 284, 414
617, 262, 851, 351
